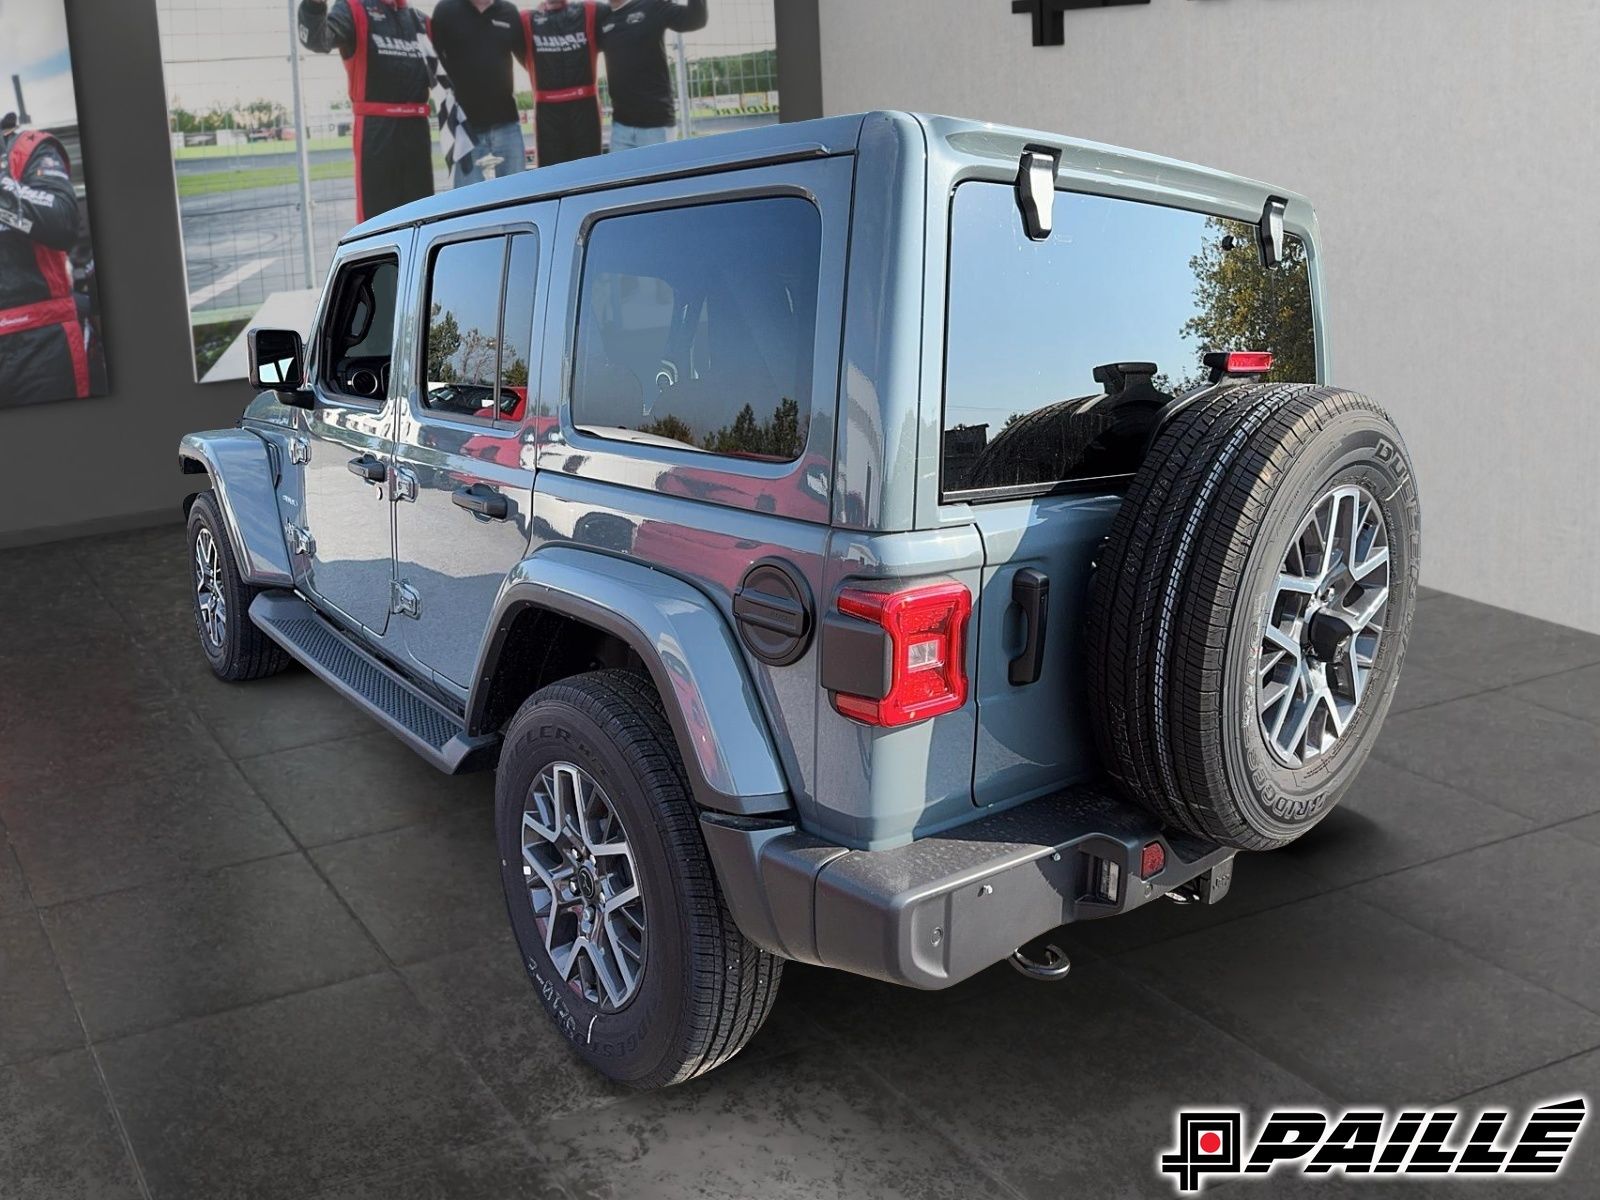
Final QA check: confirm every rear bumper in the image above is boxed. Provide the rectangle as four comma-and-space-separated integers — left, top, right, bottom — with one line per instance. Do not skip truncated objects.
702, 786, 1236, 989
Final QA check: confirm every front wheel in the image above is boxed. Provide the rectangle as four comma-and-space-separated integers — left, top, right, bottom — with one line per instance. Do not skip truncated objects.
186, 490, 291, 682
495, 669, 783, 1088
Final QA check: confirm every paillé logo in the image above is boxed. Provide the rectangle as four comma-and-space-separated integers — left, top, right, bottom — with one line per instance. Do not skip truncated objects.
1159, 1098, 1588, 1193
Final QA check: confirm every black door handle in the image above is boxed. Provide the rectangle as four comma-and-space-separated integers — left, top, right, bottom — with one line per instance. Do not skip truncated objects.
347, 454, 387, 483
1008, 568, 1050, 686
452, 483, 509, 520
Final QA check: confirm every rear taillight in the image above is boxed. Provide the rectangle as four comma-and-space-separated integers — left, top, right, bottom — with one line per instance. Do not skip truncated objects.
832, 582, 972, 726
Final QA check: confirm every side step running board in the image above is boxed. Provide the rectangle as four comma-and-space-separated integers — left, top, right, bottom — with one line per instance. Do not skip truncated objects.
249, 591, 499, 774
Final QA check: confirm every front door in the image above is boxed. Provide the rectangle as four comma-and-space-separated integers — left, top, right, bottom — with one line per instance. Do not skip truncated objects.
297, 240, 410, 636
392, 207, 555, 690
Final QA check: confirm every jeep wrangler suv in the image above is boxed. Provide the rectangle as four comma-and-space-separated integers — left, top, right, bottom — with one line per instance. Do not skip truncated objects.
180, 113, 1418, 1088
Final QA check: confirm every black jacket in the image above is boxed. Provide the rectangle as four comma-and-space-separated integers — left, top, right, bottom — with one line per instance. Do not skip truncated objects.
598, 0, 708, 129
429, 0, 525, 129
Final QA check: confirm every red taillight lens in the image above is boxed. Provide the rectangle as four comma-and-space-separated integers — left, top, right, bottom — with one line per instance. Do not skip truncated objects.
1139, 840, 1166, 879
832, 582, 972, 726
1223, 351, 1274, 375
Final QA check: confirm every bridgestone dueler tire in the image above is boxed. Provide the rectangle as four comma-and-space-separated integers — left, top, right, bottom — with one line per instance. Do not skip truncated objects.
1086, 384, 1421, 851
186, 490, 292, 682
495, 669, 783, 1088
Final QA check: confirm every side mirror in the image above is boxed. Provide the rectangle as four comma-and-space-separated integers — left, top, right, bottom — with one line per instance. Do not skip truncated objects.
247, 328, 312, 408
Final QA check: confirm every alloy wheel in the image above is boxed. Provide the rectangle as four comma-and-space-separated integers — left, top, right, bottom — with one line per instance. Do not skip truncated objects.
1258, 483, 1391, 768
193, 527, 227, 649
521, 761, 647, 1010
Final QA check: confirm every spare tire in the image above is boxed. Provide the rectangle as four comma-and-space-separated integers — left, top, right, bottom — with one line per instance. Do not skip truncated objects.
1086, 383, 1420, 851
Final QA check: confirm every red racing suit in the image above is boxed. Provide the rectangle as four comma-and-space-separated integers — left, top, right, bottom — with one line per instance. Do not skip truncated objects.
521, 2, 602, 166
299, 0, 435, 221
0, 130, 89, 407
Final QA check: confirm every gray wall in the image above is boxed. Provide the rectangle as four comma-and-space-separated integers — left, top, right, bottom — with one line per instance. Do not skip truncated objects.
0, 0, 253, 549
817, 0, 1600, 634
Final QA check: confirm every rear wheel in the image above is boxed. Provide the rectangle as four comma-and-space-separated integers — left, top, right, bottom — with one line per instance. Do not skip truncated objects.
495, 669, 783, 1088
186, 490, 291, 682
1086, 384, 1420, 850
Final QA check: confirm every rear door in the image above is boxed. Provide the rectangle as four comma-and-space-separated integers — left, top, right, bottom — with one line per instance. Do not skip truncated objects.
392, 205, 556, 691
939, 180, 1319, 807
297, 238, 411, 635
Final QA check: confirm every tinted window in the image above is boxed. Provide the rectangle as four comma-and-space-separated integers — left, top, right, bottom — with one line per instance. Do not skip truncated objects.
942, 182, 1316, 496
424, 237, 507, 423
572, 198, 820, 462
322, 255, 398, 401
498, 233, 538, 422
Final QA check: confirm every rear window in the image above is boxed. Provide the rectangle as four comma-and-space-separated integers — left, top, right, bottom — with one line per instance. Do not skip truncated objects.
571, 197, 821, 462
942, 182, 1316, 497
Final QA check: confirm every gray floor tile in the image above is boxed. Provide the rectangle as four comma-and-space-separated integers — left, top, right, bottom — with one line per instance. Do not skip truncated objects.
1280, 759, 1530, 887
1452, 1049, 1600, 1199
531, 1047, 1008, 1200
1555, 812, 1600, 847
1, 763, 294, 907
1403, 594, 1600, 688
1507, 662, 1600, 726
1067, 846, 1328, 956
0, 542, 126, 651
43, 853, 387, 1041
405, 942, 825, 1128
0, 1050, 142, 1200
1120, 892, 1600, 1105
308, 1136, 565, 1200
1387, 662, 1489, 714
170, 661, 382, 758
311, 809, 505, 964
0, 636, 227, 796
0, 838, 30, 917
821, 959, 1329, 1200
1372, 691, 1600, 824
97, 973, 517, 1200
1355, 830, 1600, 1012
0, 914, 81, 1066
240, 731, 493, 847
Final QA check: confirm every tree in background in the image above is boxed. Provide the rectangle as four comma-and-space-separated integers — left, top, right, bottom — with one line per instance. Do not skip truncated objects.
1182, 219, 1316, 388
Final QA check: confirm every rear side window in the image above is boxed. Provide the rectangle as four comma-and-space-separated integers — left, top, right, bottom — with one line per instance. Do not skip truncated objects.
942, 182, 1316, 498
571, 197, 821, 462
421, 231, 539, 426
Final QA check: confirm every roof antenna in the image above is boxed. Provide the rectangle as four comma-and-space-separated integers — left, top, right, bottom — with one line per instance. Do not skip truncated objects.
1016, 146, 1060, 241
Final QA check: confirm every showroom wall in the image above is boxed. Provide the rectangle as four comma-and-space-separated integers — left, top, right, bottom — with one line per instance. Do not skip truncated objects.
0, 0, 254, 549
817, 0, 1600, 634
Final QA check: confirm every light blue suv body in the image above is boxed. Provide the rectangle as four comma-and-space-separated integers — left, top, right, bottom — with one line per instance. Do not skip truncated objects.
181, 112, 1330, 990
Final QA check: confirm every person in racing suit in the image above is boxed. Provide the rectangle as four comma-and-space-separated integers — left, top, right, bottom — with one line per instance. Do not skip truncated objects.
521, 1, 603, 166
0, 120, 91, 407
299, 0, 435, 222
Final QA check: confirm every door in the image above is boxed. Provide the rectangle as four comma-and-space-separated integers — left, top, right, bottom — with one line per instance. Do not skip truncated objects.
393, 209, 555, 690
298, 241, 410, 635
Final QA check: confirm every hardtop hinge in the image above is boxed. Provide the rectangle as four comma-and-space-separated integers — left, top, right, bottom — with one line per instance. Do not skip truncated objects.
391, 579, 422, 620
289, 436, 311, 465
285, 522, 314, 557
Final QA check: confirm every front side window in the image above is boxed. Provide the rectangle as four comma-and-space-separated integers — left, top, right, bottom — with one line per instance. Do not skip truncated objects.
942, 182, 1316, 497
420, 232, 540, 425
571, 197, 821, 462
322, 255, 399, 401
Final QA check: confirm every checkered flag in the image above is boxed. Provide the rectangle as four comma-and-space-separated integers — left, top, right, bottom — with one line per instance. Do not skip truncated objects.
417, 27, 474, 177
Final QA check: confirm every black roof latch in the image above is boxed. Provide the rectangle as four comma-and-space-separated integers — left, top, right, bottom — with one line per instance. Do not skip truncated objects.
1258, 195, 1288, 269
1016, 146, 1061, 241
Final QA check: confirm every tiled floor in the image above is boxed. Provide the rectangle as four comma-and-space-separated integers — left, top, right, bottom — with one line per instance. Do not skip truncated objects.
3, 527, 1599, 1199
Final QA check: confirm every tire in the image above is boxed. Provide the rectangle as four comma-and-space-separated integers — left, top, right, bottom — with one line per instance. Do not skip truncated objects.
186, 490, 292, 682
1086, 384, 1420, 851
495, 669, 783, 1088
